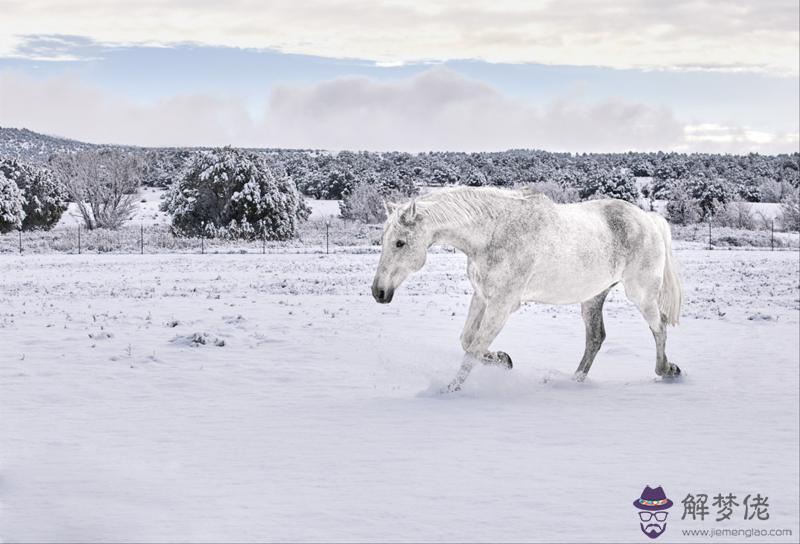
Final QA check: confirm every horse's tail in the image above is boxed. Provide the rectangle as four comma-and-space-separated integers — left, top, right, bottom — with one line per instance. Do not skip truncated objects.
651, 213, 682, 326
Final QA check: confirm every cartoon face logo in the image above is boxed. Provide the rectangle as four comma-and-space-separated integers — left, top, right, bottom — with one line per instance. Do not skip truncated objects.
633, 486, 673, 539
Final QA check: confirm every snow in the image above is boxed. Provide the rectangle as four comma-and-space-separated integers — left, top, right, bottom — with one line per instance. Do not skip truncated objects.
1, 248, 798, 542
305, 198, 341, 220
749, 202, 784, 220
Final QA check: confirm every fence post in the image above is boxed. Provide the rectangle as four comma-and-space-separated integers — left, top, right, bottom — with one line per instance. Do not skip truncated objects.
326, 220, 330, 255
18, 229, 22, 254
201, 233, 204, 255
708, 221, 712, 250
78, 225, 81, 254
262, 232, 266, 255
771, 220, 774, 251
140, 224, 144, 255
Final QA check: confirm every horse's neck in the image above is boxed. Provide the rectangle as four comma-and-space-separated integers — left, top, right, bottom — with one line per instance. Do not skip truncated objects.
425, 194, 497, 257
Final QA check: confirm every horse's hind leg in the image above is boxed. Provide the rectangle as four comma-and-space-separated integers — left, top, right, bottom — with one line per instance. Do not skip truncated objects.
623, 277, 681, 378
574, 286, 613, 382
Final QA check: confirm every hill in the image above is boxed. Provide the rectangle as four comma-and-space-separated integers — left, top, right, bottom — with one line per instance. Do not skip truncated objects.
0, 127, 104, 164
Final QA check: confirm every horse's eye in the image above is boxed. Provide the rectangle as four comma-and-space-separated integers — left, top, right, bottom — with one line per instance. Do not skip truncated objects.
395, 240, 406, 248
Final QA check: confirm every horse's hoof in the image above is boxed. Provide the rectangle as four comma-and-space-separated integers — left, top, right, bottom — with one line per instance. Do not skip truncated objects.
573, 371, 587, 382
442, 382, 462, 394
496, 351, 513, 370
658, 363, 682, 379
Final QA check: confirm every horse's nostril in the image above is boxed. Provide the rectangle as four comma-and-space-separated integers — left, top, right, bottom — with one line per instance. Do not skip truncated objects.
379, 289, 385, 300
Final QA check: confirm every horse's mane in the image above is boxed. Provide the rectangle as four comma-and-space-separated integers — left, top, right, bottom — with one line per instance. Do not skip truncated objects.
410, 186, 547, 227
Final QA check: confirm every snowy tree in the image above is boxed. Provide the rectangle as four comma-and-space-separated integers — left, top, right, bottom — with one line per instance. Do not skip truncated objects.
339, 183, 391, 223
141, 149, 194, 187
431, 163, 460, 185
685, 174, 732, 221
0, 172, 25, 233
779, 191, 800, 232
339, 167, 418, 224
0, 158, 68, 230
462, 167, 488, 187
665, 179, 701, 225
161, 147, 306, 240
50, 149, 141, 230
759, 179, 793, 203
376, 169, 418, 197
580, 169, 638, 202
631, 159, 654, 177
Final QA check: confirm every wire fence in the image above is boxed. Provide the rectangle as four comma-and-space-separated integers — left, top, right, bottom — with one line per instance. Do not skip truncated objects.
0, 219, 385, 255
0, 219, 797, 255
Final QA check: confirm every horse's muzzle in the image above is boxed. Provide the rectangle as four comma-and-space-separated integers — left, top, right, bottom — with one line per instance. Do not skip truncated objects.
372, 283, 394, 304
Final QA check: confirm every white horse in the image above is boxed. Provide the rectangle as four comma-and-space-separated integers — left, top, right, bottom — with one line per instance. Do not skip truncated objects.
371, 186, 682, 392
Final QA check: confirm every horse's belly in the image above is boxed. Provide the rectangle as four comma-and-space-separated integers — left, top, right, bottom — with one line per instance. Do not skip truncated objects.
521, 262, 619, 304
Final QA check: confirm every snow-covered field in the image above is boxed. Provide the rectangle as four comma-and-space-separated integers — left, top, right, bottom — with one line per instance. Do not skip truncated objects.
1, 249, 798, 542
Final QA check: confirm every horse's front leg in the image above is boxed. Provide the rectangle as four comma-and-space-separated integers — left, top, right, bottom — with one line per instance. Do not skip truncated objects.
446, 296, 516, 392
459, 293, 486, 351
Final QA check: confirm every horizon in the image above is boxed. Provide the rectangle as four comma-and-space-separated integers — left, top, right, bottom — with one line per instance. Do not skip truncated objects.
3, 125, 799, 158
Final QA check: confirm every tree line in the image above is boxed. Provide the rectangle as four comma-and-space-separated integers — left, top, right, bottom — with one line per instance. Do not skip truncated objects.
1, 147, 798, 237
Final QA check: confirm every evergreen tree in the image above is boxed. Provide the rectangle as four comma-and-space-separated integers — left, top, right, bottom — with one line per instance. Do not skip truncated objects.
162, 147, 306, 240
580, 169, 638, 202
0, 172, 25, 233
0, 158, 68, 230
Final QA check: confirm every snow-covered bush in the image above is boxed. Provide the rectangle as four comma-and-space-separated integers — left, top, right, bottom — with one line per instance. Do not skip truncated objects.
0, 172, 25, 233
715, 201, 756, 230
462, 168, 489, 187
339, 183, 408, 224
141, 149, 195, 187
0, 158, 68, 230
665, 179, 701, 225
162, 147, 306, 240
50, 149, 141, 230
685, 174, 732, 221
779, 191, 800, 232
339, 167, 419, 224
527, 181, 580, 203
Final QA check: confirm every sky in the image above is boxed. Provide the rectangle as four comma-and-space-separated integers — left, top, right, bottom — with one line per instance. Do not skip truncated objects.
0, 0, 798, 153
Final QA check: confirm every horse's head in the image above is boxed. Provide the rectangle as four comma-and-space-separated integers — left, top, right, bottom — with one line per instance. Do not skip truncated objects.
372, 200, 428, 304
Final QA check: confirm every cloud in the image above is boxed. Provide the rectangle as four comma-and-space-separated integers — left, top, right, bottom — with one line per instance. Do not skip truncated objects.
1, 0, 797, 75
265, 68, 685, 151
0, 68, 795, 153
682, 123, 800, 154
0, 72, 258, 147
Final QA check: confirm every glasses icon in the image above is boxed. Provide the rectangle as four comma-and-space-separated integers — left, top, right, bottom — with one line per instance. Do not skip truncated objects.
639, 511, 669, 522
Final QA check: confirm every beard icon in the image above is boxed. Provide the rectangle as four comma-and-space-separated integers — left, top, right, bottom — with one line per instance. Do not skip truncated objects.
640, 521, 667, 539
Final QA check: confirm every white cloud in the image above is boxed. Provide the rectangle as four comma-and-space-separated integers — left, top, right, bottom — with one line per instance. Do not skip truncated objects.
0, 68, 795, 153
683, 123, 799, 153
264, 69, 685, 151
0, 71, 260, 146
1, 0, 798, 75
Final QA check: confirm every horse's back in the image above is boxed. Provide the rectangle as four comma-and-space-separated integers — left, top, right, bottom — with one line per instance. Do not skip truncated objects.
517, 197, 665, 304
565, 198, 667, 279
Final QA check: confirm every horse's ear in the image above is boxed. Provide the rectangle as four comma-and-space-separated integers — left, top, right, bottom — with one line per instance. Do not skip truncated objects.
399, 199, 420, 226
384, 201, 400, 216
